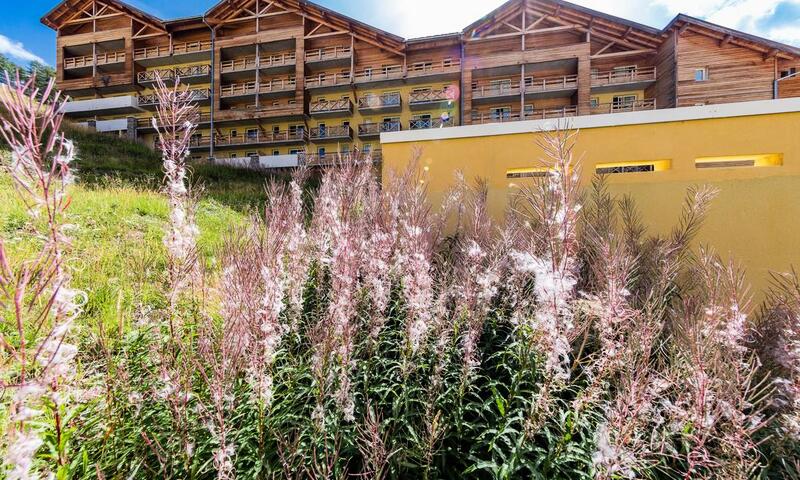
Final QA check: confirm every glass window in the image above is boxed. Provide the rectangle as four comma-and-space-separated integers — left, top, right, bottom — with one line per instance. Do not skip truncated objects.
694, 68, 708, 81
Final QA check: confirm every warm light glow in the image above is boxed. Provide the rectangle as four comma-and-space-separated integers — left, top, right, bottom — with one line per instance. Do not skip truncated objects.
595, 159, 672, 174
695, 153, 783, 169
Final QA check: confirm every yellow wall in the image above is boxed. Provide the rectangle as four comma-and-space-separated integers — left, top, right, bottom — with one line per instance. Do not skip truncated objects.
381, 111, 800, 295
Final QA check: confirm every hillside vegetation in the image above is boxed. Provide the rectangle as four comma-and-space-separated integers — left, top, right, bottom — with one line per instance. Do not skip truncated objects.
0, 127, 275, 333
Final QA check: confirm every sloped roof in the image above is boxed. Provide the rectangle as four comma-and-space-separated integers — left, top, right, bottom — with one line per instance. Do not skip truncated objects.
42, 0, 164, 30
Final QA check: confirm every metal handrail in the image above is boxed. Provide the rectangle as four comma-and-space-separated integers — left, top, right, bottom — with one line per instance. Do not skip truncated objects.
358, 93, 401, 110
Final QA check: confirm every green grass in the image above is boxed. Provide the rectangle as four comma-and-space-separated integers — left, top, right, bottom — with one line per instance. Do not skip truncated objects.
0, 128, 280, 332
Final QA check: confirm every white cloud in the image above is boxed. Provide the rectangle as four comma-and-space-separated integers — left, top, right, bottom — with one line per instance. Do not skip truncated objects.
0, 34, 46, 65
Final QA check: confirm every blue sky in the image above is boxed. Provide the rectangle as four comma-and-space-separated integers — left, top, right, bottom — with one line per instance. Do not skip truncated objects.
3, 0, 800, 66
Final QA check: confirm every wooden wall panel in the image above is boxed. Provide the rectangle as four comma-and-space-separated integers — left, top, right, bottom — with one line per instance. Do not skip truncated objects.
647, 31, 676, 108
676, 31, 775, 106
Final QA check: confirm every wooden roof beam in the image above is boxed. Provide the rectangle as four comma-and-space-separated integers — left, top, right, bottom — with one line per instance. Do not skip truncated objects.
720, 33, 733, 47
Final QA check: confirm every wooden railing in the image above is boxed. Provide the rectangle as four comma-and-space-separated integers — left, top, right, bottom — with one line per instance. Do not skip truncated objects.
525, 74, 579, 93
305, 72, 351, 88
137, 65, 210, 83
305, 46, 351, 62
199, 129, 308, 147
309, 125, 352, 140
407, 59, 462, 78
591, 67, 657, 87
220, 82, 258, 97
133, 40, 212, 61
358, 93, 401, 110
310, 98, 352, 114
471, 106, 578, 125
353, 65, 403, 83
408, 89, 453, 105
261, 52, 296, 68
472, 82, 522, 99
358, 121, 401, 136
259, 78, 296, 93
64, 51, 126, 69
221, 56, 258, 73
139, 113, 212, 129
298, 149, 382, 166
410, 118, 454, 130
138, 89, 210, 106
588, 99, 656, 114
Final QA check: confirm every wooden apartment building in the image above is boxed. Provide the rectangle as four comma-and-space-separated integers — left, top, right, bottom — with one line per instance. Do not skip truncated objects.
42, 0, 800, 163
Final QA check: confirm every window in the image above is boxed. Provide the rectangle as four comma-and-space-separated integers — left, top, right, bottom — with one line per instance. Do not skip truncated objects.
341, 145, 350, 154
230, 153, 238, 158
246, 128, 258, 139
695, 153, 783, 169
273, 150, 281, 156
612, 95, 637, 111
318, 147, 326, 157
490, 106, 512, 120
781, 67, 798, 78
590, 97, 600, 107
318, 123, 327, 137
272, 126, 280, 134
442, 57, 453, 67
230, 129, 239, 137
272, 101, 280, 106
694, 68, 708, 81
595, 160, 671, 174
363, 143, 372, 153
288, 99, 296, 105
490, 79, 512, 93
590, 68, 599, 79
289, 149, 301, 155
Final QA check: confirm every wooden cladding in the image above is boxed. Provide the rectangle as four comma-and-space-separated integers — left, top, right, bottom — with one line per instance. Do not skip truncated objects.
220, 78, 296, 97
471, 106, 579, 124
309, 98, 353, 115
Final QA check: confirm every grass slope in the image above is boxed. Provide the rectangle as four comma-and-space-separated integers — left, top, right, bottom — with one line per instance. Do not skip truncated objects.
0, 128, 276, 333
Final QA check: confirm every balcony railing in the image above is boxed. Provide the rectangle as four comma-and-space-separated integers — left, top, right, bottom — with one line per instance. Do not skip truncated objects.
210, 130, 308, 147
137, 65, 210, 84
589, 99, 657, 114
472, 82, 522, 99
139, 113, 212, 129
353, 65, 404, 83
298, 149, 381, 166
358, 93, 401, 111
133, 40, 212, 61
410, 118, 454, 130
221, 82, 258, 98
525, 74, 578, 93
408, 89, 453, 105
358, 121, 401, 136
221, 56, 258, 73
305, 46, 352, 62
591, 67, 657, 87
310, 125, 353, 141
471, 106, 578, 125
310, 98, 353, 115
64, 51, 126, 69
259, 78, 296, 93
138, 89, 210, 106
305, 72, 351, 88
261, 52, 297, 69
407, 59, 462, 78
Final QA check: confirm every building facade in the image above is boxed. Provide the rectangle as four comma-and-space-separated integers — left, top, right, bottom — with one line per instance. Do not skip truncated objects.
42, 0, 800, 165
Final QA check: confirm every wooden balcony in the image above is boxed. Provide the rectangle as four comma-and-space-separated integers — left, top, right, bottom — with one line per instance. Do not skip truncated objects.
64, 51, 126, 70
353, 65, 404, 85
219, 53, 297, 75
470, 106, 578, 125
408, 88, 455, 109
137, 113, 212, 131
138, 88, 211, 108
221, 56, 258, 74
309, 98, 353, 117
188, 130, 308, 150
588, 99, 657, 114
137, 65, 211, 85
305, 46, 352, 66
298, 149, 382, 167
591, 67, 657, 92
220, 82, 258, 98
133, 40, 212, 66
259, 78, 296, 95
214, 104, 305, 124
357, 121, 401, 138
305, 72, 351, 90
310, 125, 353, 142
472, 82, 522, 102
357, 93, 402, 113
260, 52, 297, 71
406, 59, 462, 81
409, 118, 454, 130
524, 74, 578, 98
